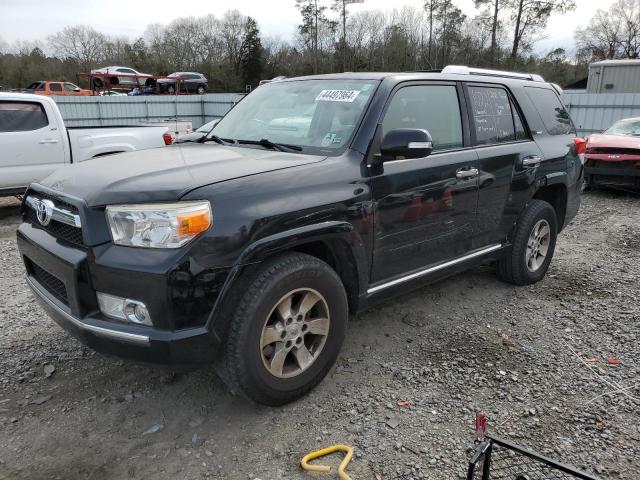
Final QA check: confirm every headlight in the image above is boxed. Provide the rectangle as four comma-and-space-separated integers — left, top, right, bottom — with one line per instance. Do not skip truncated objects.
106, 201, 211, 248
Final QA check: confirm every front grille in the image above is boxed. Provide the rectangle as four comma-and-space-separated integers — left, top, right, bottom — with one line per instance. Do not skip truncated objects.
32, 190, 79, 214
25, 208, 84, 246
587, 159, 640, 170
30, 262, 68, 305
586, 147, 640, 156
24, 193, 84, 247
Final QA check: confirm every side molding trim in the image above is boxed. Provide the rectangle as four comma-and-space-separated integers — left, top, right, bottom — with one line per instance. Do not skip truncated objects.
367, 244, 503, 295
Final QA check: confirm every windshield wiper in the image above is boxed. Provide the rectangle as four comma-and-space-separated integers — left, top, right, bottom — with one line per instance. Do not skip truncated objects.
237, 138, 303, 152
197, 134, 229, 145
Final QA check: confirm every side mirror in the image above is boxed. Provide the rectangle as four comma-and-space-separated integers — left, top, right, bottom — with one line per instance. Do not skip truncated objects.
74, 87, 81, 92
380, 128, 433, 161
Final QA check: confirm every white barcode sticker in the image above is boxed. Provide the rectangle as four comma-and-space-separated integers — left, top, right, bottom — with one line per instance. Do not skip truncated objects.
316, 90, 360, 102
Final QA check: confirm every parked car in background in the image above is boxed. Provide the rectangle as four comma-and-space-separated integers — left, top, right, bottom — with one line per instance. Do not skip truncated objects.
16, 67, 583, 405
90, 66, 152, 88
25, 81, 92, 96
585, 117, 640, 192
0, 92, 172, 196
173, 118, 220, 143
98, 90, 127, 96
157, 72, 208, 94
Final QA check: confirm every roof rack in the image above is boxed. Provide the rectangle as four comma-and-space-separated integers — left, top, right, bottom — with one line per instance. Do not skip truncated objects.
441, 65, 545, 82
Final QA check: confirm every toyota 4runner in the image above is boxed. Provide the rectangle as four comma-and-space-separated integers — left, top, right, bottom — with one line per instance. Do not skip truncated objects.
17, 66, 583, 405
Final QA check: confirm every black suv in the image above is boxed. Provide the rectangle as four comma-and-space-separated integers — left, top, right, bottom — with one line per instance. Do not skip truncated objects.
17, 67, 583, 405
157, 72, 208, 94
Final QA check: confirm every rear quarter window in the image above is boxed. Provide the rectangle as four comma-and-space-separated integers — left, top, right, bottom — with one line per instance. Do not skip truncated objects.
524, 87, 573, 135
0, 102, 49, 132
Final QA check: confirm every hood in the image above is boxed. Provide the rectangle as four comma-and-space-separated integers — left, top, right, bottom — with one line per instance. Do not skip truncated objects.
587, 134, 640, 150
39, 144, 326, 206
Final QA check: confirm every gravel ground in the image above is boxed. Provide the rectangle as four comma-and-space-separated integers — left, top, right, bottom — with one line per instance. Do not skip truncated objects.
0, 190, 639, 480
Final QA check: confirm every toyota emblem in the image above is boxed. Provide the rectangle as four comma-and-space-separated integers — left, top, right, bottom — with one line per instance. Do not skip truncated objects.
36, 199, 54, 226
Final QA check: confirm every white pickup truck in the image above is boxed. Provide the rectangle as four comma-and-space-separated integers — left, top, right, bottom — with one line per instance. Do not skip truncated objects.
0, 92, 171, 196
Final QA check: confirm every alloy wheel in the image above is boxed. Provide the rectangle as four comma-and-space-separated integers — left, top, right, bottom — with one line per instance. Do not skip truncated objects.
526, 219, 551, 272
259, 288, 330, 379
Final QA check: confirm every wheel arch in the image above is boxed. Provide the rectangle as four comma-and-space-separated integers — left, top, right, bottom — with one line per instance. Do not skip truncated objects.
207, 221, 368, 344
532, 174, 568, 231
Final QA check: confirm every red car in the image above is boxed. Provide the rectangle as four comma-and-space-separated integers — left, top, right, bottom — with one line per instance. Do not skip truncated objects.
585, 117, 640, 192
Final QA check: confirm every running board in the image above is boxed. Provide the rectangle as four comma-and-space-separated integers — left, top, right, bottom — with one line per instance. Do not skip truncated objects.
367, 244, 503, 295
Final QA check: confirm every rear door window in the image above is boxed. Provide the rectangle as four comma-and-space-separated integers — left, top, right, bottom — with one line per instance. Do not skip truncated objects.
524, 87, 573, 135
382, 84, 463, 151
0, 102, 49, 132
468, 86, 516, 145
49, 83, 62, 92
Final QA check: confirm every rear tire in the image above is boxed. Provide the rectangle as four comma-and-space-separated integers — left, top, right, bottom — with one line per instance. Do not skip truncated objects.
221, 253, 348, 406
497, 199, 557, 286
167, 85, 175, 94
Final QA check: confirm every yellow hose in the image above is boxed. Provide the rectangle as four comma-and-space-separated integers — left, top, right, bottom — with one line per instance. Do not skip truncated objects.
300, 444, 354, 480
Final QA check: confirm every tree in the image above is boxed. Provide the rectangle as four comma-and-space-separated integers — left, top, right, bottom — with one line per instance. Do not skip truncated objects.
47, 25, 107, 70
424, 0, 437, 66
475, 0, 502, 64
332, 0, 364, 71
575, 0, 640, 60
296, 0, 336, 73
240, 17, 264, 88
507, 0, 575, 59
436, 0, 466, 67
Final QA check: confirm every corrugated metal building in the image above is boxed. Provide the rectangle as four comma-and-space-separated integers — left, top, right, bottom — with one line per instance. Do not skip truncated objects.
586, 59, 640, 93
51, 93, 244, 128
562, 92, 640, 136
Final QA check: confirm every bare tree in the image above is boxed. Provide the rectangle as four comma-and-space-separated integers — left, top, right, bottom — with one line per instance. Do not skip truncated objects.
48, 25, 107, 69
575, 0, 640, 60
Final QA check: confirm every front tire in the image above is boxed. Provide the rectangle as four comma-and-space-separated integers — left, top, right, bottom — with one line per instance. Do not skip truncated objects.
221, 253, 348, 405
497, 199, 558, 286
196, 85, 206, 94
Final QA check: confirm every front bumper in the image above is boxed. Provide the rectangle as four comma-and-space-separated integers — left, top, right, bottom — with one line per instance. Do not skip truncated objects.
585, 158, 640, 190
17, 222, 224, 365
26, 275, 220, 364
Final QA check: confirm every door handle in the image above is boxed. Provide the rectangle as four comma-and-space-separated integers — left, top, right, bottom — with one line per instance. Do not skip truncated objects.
456, 168, 479, 180
39, 139, 59, 144
522, 155, 542, 167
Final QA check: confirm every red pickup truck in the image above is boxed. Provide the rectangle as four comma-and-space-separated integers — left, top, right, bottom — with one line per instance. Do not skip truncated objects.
585, 117, 640, 192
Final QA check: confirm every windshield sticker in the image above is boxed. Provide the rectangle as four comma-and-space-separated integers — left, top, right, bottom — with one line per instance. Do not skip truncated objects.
321, 133, 343, 146
316, 90, 360, 103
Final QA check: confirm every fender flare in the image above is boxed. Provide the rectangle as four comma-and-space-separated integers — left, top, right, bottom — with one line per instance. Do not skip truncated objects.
542, 171, 568, 187
206, 221, 368, 343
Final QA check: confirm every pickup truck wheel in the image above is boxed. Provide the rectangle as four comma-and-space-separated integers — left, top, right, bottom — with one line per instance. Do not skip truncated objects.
222, 253, 348, 405
197, 85, 206, 94
497, 199, 557, 286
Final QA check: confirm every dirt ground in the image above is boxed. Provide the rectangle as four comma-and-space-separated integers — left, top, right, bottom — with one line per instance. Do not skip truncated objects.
1, 190, 639, 480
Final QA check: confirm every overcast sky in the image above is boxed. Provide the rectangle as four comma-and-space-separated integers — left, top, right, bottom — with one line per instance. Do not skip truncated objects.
0, 0, 618, 54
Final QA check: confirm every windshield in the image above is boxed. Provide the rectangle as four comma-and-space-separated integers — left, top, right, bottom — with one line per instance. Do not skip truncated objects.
605, 119, 640, 136
211, 79, 378, 154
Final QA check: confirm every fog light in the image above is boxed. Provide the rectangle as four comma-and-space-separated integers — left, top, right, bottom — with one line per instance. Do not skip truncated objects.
97, 292, 152, 326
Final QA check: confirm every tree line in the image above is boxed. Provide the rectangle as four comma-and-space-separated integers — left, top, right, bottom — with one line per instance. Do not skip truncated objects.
0, 0, 639, 92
